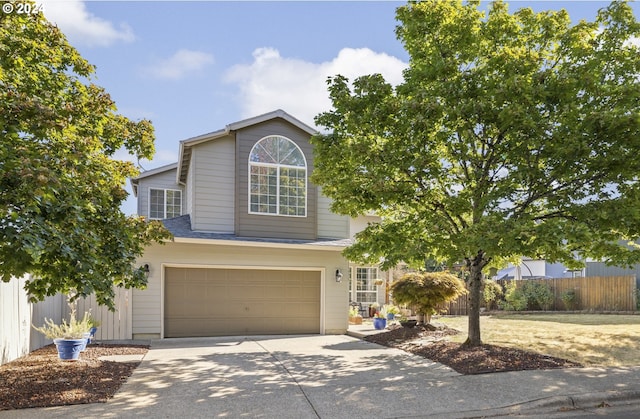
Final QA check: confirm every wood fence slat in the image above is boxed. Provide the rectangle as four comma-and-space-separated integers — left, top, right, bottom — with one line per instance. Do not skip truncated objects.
434, 275, 637, 316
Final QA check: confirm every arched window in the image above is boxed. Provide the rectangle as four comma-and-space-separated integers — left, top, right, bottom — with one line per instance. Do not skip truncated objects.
249, 135, 307, 217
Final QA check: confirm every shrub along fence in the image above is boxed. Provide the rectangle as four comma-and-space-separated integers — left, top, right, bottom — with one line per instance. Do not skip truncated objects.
440, 275, 637, 315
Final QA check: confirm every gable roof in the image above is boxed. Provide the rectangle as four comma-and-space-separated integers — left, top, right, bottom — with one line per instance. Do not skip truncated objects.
176, 109, 316, 185
129, 162, 178, 197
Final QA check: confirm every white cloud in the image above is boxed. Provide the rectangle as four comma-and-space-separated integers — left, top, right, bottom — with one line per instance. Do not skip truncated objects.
41, 0, 134, 47
144, 49, 215, 80
224, 47, 407, 127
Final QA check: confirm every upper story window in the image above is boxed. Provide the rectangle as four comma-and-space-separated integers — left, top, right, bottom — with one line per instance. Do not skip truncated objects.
149, 188, 182, 219
249, 135, 307, 217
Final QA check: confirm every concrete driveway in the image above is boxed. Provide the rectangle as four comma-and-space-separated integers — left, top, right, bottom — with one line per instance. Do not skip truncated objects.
3, 334, 640, 418
92, 334, 459, 418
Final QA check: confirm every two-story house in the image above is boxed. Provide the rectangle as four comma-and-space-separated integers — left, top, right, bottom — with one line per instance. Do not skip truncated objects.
130, 110, 370, 339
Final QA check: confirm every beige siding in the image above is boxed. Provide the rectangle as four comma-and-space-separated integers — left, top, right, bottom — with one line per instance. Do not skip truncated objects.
134, 241, 349, 339
317, 188, 349, 239
136, 168, 184, 218
235, 119, 317, 240
190, 136, 235, 232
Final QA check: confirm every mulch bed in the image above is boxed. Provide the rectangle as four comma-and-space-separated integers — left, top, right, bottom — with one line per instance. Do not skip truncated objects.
0, 343, 148, 411
364, 323, 582, 374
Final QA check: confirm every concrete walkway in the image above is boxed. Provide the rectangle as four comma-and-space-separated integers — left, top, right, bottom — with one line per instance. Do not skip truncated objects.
1, 332, 640, 418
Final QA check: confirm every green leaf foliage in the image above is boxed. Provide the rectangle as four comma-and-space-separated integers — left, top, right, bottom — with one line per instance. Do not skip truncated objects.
390, 271, 467, 316
482, 279, 503, 309
499, 280, 554, 311
312, 0, 640, 344
0, 4, 172, 309
499, 280, 529, 311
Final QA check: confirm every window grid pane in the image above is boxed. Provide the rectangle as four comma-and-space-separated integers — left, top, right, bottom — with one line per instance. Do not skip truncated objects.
149, 189, 165, 219
165, 190, 182, 218
149, 189, 182, 220
279, 167, 306, 216
250, 166, 277, 214
355, 267, 378, 303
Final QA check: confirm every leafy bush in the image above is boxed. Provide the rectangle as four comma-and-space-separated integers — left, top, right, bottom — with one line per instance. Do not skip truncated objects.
482, 280, 503, 310
390, 271, 467, 320
498, 280, 554, 311
499, 281, 528, 311
561, 289, 578, 310
522, 281, 554, 310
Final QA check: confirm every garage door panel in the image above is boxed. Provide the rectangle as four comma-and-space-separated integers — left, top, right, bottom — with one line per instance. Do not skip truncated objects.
165, 268, 321, 337
185, 268, 207, 281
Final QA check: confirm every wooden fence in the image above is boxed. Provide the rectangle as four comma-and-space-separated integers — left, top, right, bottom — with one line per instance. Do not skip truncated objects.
440, 275, 638, 316
1, 276, 131, 366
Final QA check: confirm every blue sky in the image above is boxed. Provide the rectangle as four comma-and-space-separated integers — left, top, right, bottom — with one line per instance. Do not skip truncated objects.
39, 0, 639, 215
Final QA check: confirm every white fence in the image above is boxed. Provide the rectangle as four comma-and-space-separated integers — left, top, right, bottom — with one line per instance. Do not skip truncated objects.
1, 276, 131, 366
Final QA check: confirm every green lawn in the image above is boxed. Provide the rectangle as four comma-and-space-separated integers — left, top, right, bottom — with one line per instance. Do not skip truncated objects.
435, 314, 640, 367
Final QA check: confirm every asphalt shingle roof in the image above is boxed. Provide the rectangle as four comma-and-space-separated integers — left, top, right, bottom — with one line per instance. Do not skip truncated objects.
162, 215, 352, 248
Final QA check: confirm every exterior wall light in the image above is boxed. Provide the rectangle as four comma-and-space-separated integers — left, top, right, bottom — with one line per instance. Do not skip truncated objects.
335, 269, 343, 283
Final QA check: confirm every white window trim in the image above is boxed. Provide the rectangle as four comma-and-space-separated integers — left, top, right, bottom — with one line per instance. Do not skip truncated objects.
248, 135, 308, 218
148, 188, 182, 220
352, 266, 379, 304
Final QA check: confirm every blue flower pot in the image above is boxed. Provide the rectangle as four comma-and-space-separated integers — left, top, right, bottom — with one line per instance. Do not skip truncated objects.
80, 333, 91, 351
89, 327, 98, 344
386, 313, 395, 320
53, 338, 85, 361
373, 317, 387, 330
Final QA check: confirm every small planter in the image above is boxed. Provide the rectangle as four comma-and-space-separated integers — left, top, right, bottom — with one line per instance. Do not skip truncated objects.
53, 338, 86, 361
349, 316, 363, 325
386, 313, 395, 320
373, 317, 387, 330
89, 327, 98, 343
399, 319, 417, 328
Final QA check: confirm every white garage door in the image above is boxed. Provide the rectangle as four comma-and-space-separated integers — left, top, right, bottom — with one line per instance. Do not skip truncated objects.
164, 267, 321, 337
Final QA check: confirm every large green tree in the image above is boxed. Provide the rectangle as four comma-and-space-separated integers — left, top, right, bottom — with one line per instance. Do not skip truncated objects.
312, 0, 640, 346
0, 5, 171, 309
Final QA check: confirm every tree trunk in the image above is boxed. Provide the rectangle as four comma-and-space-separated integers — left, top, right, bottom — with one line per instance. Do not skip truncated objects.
463, 250, 490, 347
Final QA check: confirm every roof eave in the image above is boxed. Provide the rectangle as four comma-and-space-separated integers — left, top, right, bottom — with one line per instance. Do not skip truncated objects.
171, 236, 348, 251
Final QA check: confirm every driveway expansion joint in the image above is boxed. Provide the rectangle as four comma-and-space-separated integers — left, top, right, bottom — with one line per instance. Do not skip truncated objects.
251, 338, 321, 419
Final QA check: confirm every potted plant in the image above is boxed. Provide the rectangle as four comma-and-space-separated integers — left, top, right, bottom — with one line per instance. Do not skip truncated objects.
368, 302, 380, 317
372, 311, 387, 330
383, 304, 400, 320
348, 305, 363, 325
398, 315, 417, 329
33, 310, 93, 361
87, 315, 101, 343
